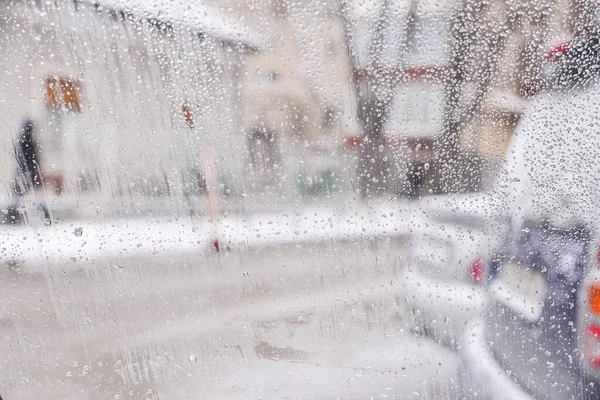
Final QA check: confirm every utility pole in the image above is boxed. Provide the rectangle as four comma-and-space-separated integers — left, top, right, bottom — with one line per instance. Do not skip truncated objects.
341, 0, 397, 199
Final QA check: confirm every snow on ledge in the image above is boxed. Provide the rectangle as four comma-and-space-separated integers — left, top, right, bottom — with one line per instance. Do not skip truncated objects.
89, 0, 264, 49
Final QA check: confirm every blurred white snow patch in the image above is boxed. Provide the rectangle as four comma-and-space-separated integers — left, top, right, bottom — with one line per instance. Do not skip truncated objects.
178, 333, 459, 399
402, 269, 486, 346
89, 0, 264, 48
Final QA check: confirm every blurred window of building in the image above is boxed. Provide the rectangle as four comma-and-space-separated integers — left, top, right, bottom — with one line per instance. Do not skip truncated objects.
44, 76, 82, 112
182, 102, 195, 128
272, 0, 288, 19
248, 127, 279, 173
256, 67, 280, 82
322, 104, 338, 130
406, 7, 420, 54
406, 13, 448, 66
386, 82, 444, 138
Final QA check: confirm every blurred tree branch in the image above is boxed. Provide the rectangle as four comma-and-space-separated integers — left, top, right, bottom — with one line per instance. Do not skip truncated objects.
438, 0, 556, 192
340, 0, 405, 198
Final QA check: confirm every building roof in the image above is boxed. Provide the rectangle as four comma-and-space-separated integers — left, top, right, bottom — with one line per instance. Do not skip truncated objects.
349, 0, 456, 20
89, 0, 264, 49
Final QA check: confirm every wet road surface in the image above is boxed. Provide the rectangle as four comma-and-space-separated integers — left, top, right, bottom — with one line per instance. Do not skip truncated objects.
0, 238, 459, 399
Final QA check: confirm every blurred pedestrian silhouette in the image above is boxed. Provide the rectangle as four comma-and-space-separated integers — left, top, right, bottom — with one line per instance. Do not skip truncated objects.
5, 118, 51, 225
15, 118, 43, 195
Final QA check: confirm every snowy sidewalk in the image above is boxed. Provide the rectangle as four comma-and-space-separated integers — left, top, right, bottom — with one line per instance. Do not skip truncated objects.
0, 200, 428, 269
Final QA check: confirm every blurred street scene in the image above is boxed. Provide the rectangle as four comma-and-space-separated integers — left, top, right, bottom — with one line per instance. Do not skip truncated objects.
0, 0, 593, 214
0, 0, 585, 217
0, 0, 599, 399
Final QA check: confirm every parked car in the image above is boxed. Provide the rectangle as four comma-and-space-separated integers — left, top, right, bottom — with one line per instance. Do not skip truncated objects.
461, 27, 600, 400
403, 191, 506, 346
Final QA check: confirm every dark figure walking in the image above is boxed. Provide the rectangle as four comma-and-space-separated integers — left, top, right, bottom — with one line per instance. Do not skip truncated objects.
6, 118, 50, 225
14, 118, 43, 195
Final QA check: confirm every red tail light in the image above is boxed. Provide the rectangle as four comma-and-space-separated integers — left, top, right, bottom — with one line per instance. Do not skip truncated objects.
470, 256, 484, 284
547, 41, 572, 60
577, 243, 600, 377
589, 283, 600, 315
580, 271, 600, 375
583, 325, 600, 369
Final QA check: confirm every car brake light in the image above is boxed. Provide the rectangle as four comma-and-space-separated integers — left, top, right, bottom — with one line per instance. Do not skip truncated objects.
582, 279, 600, 373
583, 325, 600, 369
470, 256, 484, 284
547, 41, 572, 60
589, 283, 600, 315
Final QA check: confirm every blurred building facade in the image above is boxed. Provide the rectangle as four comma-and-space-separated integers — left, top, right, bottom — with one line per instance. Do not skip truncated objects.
340, 0, 596, 196
343, 0, 457, 198
0, 0, 257, 215
232, 0, 360, 201
220, 0, 451, 200
1, 0, 592, 215
447, 0, 594, 190
380, 0, 455, 198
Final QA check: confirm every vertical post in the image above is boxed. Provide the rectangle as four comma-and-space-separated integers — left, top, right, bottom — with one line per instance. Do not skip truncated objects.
341, 0, 392, 199
204, 150, 220, 252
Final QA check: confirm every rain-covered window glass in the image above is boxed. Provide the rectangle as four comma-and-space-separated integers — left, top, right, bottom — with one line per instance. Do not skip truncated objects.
2, 0, 600, 399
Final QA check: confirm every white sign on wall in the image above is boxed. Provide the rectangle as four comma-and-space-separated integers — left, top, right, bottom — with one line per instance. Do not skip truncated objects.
385, 82, 444, 138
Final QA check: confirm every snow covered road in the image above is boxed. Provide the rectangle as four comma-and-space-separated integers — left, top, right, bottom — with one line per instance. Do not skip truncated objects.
0, 237, 462, 399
